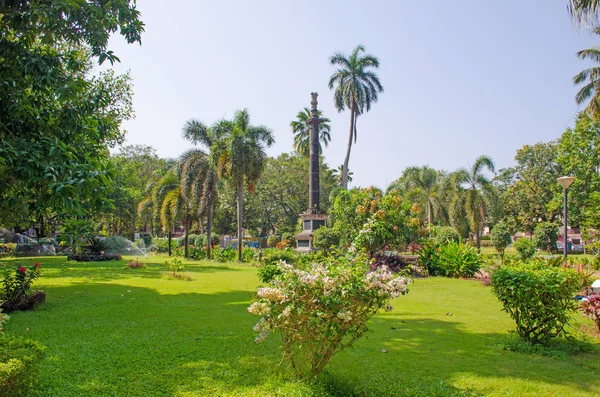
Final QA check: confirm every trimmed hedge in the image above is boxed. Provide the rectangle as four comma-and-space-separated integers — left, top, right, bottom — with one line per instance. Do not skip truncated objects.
67, 253, 122, 262
0, 336, 45, 397
1, 291, 46, 312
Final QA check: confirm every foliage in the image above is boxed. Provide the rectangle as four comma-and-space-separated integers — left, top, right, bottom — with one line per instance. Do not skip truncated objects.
151, 237, 176, 254
312, 226, 341, 252
276, 239, 291, 249
331, 187, 418, 256
579, 293, 600, 331
213, 247, 237, 263
533, 222, 559, 254
429, 226, 460, 245
261, 249, 297, 266
127, 260, 145, 269
165, 258, 185, 277
490, 221, 512, 262
514, 238, 537, 260
248, 256, 410, 379
370, 254, 410, 274
491, 262, 580, 344
0, 335, 45, 397
257, 263, 283, 284
0, 263, 41, 309
290, 108, 331, 157
0, 244, 17, 258
419, 242, 483, 278
67, 253, 122, 262
84, 237, 109, 255
266, 235, 281, 248
328, 45, 383, 189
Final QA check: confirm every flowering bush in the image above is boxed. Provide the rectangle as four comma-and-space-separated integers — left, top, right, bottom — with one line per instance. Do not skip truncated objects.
580, 293, 600, 331
248, 256, 410, 379
1, 262, 44, 312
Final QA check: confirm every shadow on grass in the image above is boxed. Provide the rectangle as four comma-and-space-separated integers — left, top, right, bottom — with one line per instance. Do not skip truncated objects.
5, 281, 599, 396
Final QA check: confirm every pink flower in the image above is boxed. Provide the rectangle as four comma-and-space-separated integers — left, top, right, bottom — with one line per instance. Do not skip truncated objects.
18, 266, 26, 274
34, 262, 41, 268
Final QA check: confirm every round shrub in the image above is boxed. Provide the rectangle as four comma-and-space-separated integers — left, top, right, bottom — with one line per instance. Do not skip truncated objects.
0, 335, 45, 397
533, 222, 559, 254
177, 237, 185, 247
312, 227, 340, 251
491, 262, 580, 344
194, 234, 206, 248
188, 234, 197, 245
514, 238, 536, 260
490, 222, 512, 262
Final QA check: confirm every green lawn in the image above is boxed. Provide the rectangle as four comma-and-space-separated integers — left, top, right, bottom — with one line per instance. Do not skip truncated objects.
2, 255, 600, 396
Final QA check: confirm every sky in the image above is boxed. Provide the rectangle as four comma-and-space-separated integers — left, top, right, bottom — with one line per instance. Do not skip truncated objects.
103, 0, 599, 190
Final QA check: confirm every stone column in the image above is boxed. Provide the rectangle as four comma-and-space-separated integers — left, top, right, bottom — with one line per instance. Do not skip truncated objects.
309, 92, 321, 212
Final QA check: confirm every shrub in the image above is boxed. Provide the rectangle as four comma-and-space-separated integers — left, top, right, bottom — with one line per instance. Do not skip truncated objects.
580, 293, 600, 331
84, 237, 109, 254
67, 253, 122, 262
213, 247, 236, 262
0, 244, 17, 257
312, 227, 340, 252
491, 262, 580, 344
1, 262, 42, 312
242, 247, 256, 263
430, 226, 461, 245
0, 335, 45, 397
275, 239, 291, 249
261, 248, 297, 266
257, 262, 283, 284
490, 222, 512, 262
248, 256, 410, 379
514, 238, 537, 260
266, 235, 281, 248
127, 259, 145, 269
188, 234, 197, 245
194, 234, 205, 248
104, 235, 131, 253
188, 247, 206, 260
165, 258, 184, 277
370, 254, 409, 274
177, 237, 185, 247
419, 242, 482, 278
534, 222, 559, 254
151, 237, 175, 254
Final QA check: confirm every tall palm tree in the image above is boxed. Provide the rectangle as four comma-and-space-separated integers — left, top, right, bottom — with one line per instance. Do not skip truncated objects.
147, 168, 180, 256
181, 119, 221, 260
574, 27, 600, 119
453, 156, 495, 249
328, 44, 383, 189
396, 166, 443, 227
215, 109, 274, 262
290, 107, 331, 157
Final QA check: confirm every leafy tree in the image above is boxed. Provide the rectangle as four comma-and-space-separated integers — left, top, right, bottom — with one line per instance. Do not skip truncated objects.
490, 221, 512, 263
0, 0, 143, 230
214, 110, 274, 262
290, 108, 331, 158
453, 156, 495, 248
328, 45, 383, 189
534, 222, 559, 254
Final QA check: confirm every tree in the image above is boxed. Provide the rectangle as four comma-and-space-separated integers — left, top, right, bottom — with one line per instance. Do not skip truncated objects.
143, 169, 180, 256
534, 222, 559, 254
181, 120, 222, 259
328, 45, 383, 189
0, 1, 143, 228
573, 28, 600, 119
290, 108, 331, 157
490, 221, 512, 263
453, 156, 495, 249
569, 0, 600, 28
215, 110, 274, 262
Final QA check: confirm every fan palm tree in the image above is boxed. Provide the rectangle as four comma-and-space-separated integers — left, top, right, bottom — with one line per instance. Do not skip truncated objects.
328, 44, 383, 189
215, 109, 274, 262
181, 120, 221, 259
290, 108, 331, 157
574, 27, 600, 119
453, 156, 495, 249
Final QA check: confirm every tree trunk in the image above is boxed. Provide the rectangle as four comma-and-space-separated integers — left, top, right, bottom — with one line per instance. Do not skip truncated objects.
341, 103, 356, 190
168, 230, 172, 257
236, 184, 244, 262
206, 203, 214, 260
184, 214, 190, 258
427, 199, 432, 228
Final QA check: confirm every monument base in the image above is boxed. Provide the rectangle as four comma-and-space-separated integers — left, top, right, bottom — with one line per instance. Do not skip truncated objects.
294, 212, 328, 252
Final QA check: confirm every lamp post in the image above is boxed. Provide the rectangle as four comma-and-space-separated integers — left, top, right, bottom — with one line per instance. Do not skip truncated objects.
557, 176, 575, 258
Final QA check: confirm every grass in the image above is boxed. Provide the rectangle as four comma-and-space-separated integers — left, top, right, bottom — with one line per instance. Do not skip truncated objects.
1, 255, 600, 396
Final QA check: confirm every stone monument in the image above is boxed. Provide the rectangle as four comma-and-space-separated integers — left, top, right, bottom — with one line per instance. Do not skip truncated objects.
295, 92, 328, 252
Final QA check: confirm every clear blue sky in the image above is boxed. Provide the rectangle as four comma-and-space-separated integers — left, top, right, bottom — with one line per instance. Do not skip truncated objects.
104, 0, 598, 189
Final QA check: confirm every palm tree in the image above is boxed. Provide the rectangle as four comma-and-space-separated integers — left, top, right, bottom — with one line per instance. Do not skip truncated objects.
333, 165, 353, 186
574, 27, 600, 119
215, 109, 274, 262
290, 108, 331, 157
394, 166, 443, 228
569, 1, 600, 27
328, 44, 383, 189
147, 168, 180, 256
453, 156, 495, 249
181, 119, 221, 260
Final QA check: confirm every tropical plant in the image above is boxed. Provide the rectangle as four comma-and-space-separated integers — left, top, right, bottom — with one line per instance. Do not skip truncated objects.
213, 109, 274, 262
579, 293, 600, 331
453, 155, 496, 248
328, 45, 383, 189
290, 108, 331, 157
573, 27, 600, 119
490, 221, 512, 263
569, 1, 600, 28
419, 242, 483, 278
391, 166, 444, 227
